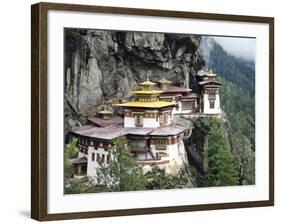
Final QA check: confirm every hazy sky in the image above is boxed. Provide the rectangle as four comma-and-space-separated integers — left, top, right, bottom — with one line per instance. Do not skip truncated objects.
213, 36, 256, 61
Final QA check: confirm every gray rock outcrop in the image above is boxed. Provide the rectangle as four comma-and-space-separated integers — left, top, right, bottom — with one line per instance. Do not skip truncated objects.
64, 29, 204, 131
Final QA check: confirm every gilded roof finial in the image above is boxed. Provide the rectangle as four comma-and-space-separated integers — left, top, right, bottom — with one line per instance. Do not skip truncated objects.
158, 76, 172, 84
139, 71, 156, 87
207, 69, 217, 79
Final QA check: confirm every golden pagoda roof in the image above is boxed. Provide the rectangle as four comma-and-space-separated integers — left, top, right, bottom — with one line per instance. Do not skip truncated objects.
113, 100, 176, 108
98, 110, 113, 115
158, 77, 172, 84
98, 105, 113, 114
139, 74, 156, 86
139, 80, 156, 86
130, 90, 163, 95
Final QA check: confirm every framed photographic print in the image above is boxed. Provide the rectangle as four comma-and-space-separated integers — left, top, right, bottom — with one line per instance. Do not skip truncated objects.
31, 2, 274, 221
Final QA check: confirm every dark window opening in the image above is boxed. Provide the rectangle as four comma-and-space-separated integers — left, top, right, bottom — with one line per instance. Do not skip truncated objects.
210, 100, 215, 109
106, 155, 110, 163
81, 165, 87, 175
101, 154, 105, 163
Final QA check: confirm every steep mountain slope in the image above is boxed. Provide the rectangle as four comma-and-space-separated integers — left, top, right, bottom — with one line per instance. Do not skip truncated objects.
64, 29, 204, 131
65, 30, 204, 111
199, 37, 255, 179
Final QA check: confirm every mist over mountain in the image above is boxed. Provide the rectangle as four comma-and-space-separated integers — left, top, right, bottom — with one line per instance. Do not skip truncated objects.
199, 36, 255, 96
214, 36, 256, 61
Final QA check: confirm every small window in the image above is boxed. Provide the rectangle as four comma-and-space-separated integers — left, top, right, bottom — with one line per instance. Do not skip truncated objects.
106, 155, 110, 163
155, 139, 166, 150
92, 153, 95, 161
163, 113, 168, 124
101, 154, 105, 163
159, 114, 165, 125
160, 113, 168, 125
182, 101, 195, 110
210, 100, 215, 109
135, 115, 143, 127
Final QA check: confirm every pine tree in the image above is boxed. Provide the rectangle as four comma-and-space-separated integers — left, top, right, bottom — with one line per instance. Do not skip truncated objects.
233, 132, 255, 185
203, 120, 239, 186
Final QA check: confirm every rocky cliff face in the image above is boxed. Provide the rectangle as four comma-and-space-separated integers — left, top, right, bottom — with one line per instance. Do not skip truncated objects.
198, 36, 216, 65
64, 29, 204, 131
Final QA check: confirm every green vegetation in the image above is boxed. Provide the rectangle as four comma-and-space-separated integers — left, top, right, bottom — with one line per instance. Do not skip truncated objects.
64, 177, 102, 194
208, 42, 255, 96
97, 137, 148, 192
233, 132, 255, 185
219, 77, 255, 149
65, 137, 193, 193
206, 41, 255, 149
194, 118, 239, 187
145, 167, 190, 190
64, 137, 78, 180
204, 40, 256, 186
97, 137, 193, 192
204, 119, 238, 186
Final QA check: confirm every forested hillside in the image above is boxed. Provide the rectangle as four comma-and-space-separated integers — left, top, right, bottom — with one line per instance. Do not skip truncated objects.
209, 43, 255, 96
198, 37, 255, 185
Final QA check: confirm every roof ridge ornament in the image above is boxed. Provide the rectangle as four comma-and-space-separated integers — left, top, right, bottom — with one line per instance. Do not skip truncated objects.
159, 76, 172, 84
139, 72, 156, 87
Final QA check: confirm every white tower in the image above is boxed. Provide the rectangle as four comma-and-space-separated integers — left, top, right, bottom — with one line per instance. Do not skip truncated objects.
199, 71, 222, 115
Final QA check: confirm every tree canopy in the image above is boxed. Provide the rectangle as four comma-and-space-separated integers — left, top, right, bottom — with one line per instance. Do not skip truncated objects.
64, 137, 78, 179
233, 132, 255, 185
97, 137, 148, 192
195, 118, 239, 187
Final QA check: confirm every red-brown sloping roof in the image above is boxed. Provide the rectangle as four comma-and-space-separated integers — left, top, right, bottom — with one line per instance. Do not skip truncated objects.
88, 116, 123, 127
154, 86, 192, 93
71, 126, 128, 140
126, 128, 154, 136
180, 93, 200, 99
71, 123, 188, 140
149, 124, 187, 136
199, 80, 222, 86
